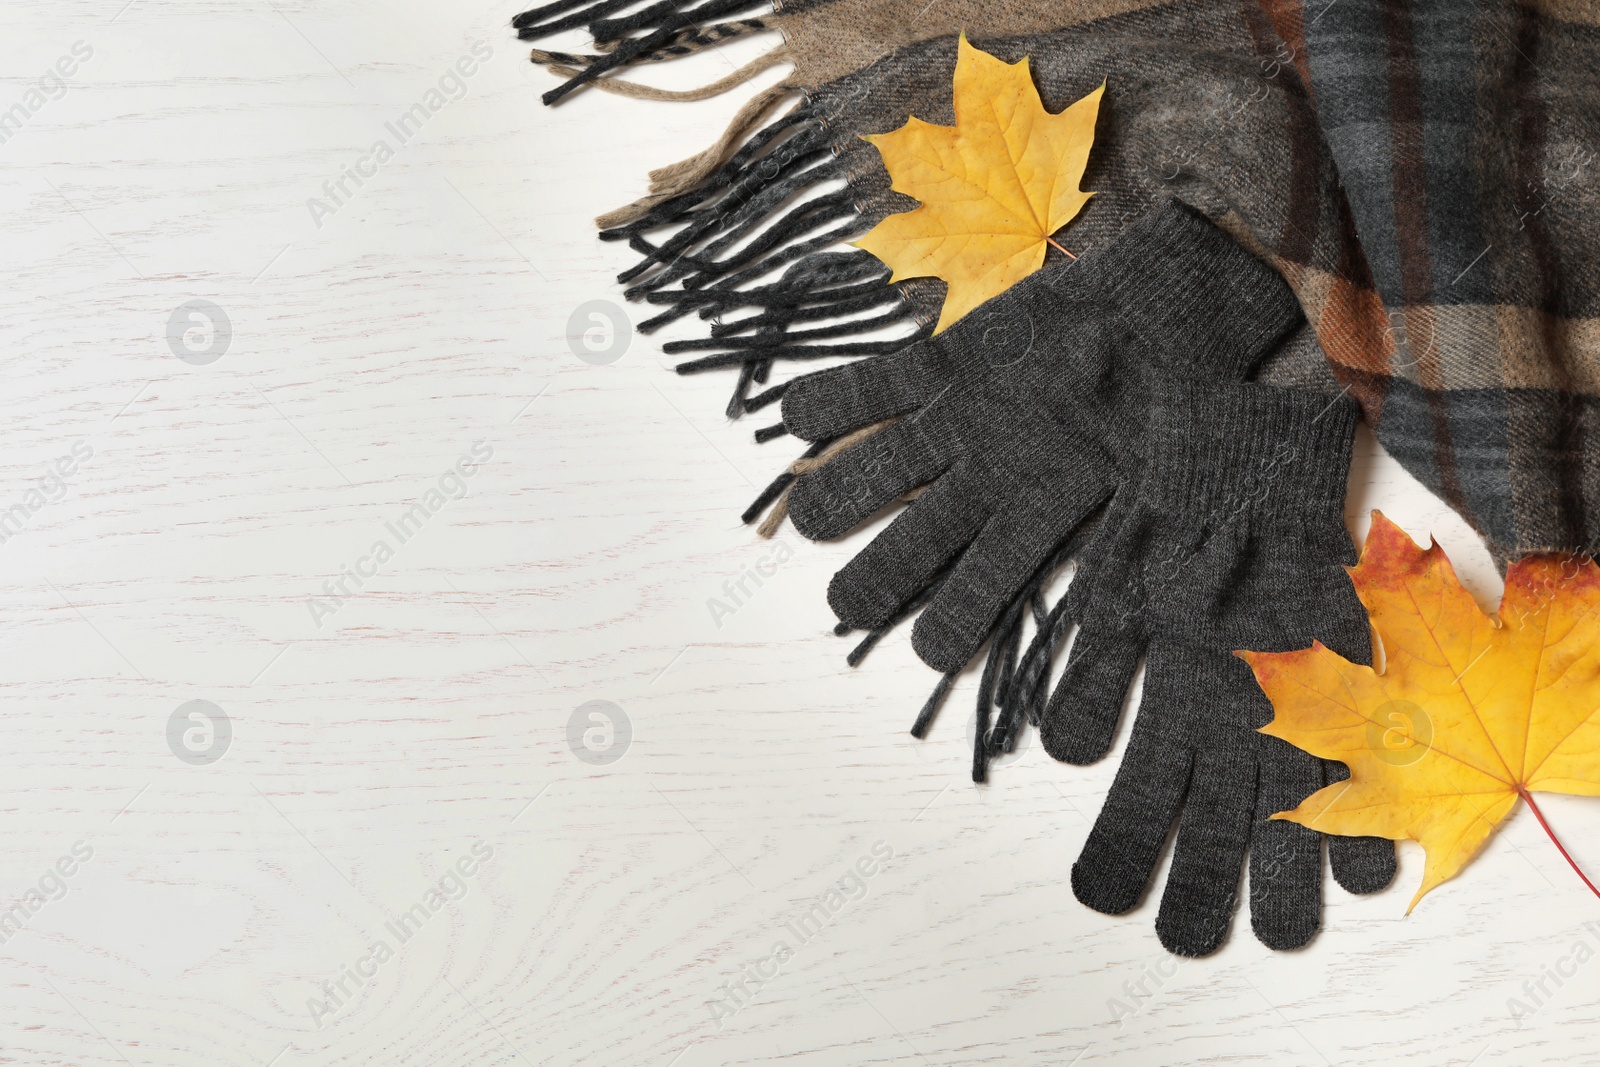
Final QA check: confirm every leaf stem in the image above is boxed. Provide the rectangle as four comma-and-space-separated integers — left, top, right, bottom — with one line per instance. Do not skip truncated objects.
1519, 786, 1600, 902
1045, 237, 1076, 260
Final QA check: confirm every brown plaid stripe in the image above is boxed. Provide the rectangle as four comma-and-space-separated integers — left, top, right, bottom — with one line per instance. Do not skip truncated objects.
1302, 0, 1600, 559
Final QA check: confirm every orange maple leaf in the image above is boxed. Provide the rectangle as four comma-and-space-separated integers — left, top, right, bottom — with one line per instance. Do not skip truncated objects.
855, 35, 1103, 334
1240, 511, 1600, 911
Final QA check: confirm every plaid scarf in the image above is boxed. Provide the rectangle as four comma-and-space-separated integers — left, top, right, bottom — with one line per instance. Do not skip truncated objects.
515, 0, 1600, 563
1302, 0, 1600, 561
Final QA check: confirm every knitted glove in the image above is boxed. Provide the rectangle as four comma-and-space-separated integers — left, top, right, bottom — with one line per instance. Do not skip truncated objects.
1046, 378, 1396, 956
781, 199, 1301, 673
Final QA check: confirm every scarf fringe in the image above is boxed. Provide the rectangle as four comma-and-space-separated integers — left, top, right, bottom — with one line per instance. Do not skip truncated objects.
601, 105, 841, 287
514, 0, 776, 104
597, 86, 805, 229
529, 18, 773, 69
514, 0, 768, 42
536, 46, 790, 108
838, 539, 1080, 784
589, 99, 934, 416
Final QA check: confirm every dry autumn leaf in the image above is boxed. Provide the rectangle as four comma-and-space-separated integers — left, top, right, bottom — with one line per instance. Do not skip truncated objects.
1240, 511, 1600, 912
855, 35, 1103, 334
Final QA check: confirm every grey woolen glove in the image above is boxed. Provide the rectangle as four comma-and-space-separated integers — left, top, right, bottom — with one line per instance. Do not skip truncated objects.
780, 199, 1302, 674
1047, 378, 1396, 956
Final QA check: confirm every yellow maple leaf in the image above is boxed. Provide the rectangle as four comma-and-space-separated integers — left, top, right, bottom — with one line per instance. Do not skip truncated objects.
1240, 511, 1600, 912
855, 35, 1103, 334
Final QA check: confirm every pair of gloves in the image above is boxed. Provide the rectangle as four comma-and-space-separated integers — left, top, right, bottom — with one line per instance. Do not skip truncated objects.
774, 199, 1396, 956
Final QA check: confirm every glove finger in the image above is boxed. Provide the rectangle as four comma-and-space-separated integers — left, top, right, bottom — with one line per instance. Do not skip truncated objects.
1038, 493, 1146, 764
1322, 758, 1397, 894
910, 494, 1105, 675
826, 467, 989, 631
1040, 618, 1145, 766
1154, 745, 1256, 957
787, 412, 956, 541
1071, 725, 1191, 917
1248, 734, 1327, 951
780, 344, 942, 442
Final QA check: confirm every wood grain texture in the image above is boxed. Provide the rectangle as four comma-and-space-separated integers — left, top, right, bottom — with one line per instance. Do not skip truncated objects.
0, 2, 1593, 1064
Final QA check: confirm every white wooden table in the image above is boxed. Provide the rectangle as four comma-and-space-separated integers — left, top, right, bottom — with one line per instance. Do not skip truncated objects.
1, 2, 1593, 1064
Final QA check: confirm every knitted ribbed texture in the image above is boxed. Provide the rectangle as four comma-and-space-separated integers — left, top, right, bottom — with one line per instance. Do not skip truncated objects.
1036, 379, 1395, 956
1083, 201, 1303, 382
780, 200, 1304, 674
1140, 378, 1357, 522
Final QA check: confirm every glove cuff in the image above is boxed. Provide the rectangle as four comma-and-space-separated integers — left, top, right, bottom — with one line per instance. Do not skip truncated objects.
1144, 380, 1358, 526
1081, 199, 1303, 380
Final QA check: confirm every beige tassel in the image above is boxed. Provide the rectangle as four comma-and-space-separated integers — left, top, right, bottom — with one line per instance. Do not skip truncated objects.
756, 418, 898, 538
594, 79, 798, 229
